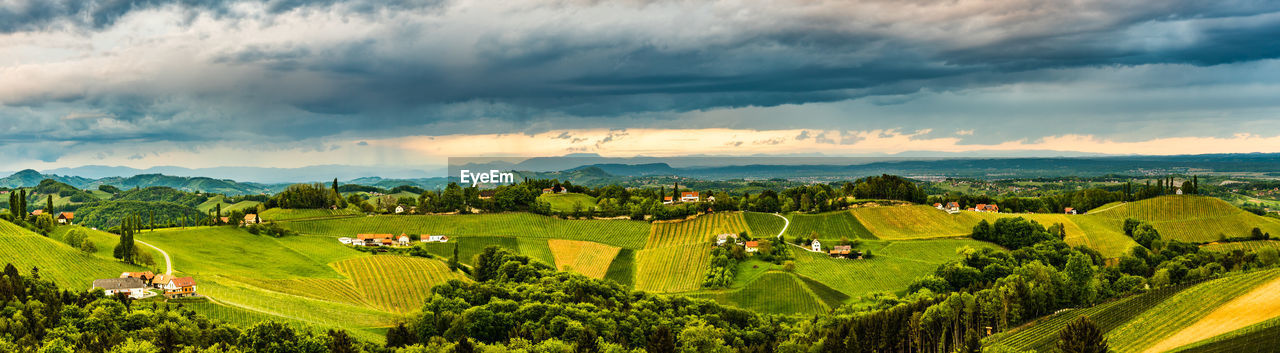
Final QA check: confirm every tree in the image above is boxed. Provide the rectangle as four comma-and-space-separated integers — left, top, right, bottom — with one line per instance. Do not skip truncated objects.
1057, 317, 1110, 353
454, 336, 475, 353
80, 239, 98, 255
46, 194, 53, 215
327, 329, 357, 353
961, 329, 981, 353
648, 326, 676, 353
1122, 219, 1141, 237
386, 323, 414, 348
449, 243, 461, 271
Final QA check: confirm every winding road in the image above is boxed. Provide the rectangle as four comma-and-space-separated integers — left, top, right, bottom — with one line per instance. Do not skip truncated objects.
772, 213, 789, 239
136, 239, 173, 276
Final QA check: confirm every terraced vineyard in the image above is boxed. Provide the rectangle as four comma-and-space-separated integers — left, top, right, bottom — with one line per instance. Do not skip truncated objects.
0, 220, 151, 289
1086, 196, 1280, 242
516, 238, 556, 265
282, 213, 650, 249
986, 282, 1192, 352
547, 239, 622, 279
743, 212, 785, 238
603, 249, 636, 287
646, 212, 751, 248
1175, 318, 1280, 353
1067, 216, 1138, 258
1107, 269, 1280, 352
689, 272, 829, 316
785, 211, 876, 240
260, 208, 361, 221
634, 243, 711, 292
333, 255, 469, 313
1201, 240, 1280, 253
415, 236, 519, 266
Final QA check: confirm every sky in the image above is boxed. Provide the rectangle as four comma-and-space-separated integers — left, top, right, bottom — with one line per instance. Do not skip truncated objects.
2, 0, 1280, 171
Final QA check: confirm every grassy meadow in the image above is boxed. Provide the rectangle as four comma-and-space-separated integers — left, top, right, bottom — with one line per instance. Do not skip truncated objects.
536, 193, 598, 212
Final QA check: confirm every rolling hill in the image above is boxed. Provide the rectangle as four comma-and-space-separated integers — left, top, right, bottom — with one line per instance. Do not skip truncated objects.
1088, 196, 1280, 243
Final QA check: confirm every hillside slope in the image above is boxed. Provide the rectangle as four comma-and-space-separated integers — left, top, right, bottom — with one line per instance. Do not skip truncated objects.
1087, 196, 1280, 242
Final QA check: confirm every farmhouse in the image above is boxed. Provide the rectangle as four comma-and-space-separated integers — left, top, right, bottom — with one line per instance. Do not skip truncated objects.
811, 239, 822, 252
398, 234, 411, 246
162, 277, 198, 298
542, 188, 553, 194
338, 237, 353, 245
30, 209, 43, 216
120, 271, 156, 286
983, 204, 999, 212
152, 274, 172, 289
57, 212, 74, 224
715, 233, 737, 246
395, 205, 405, 214
356, 234, 395, 246
680, 191, 700, 203
829, 245, 857, 259
422, 235, 450, 243
934, 203, 944, 210
744, 241, 759, 252
946, 202, 960, 212
1065, 207, 1077, 215
243, 214, 260, 225
478, 190, 497, 199
92, 277, 148, 299
219, 217, 230, 224
662, 196, 674, 205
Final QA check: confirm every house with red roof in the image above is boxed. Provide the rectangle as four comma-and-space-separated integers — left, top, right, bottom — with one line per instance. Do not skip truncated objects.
57, 212, 74, 224
162, 277, 198, 298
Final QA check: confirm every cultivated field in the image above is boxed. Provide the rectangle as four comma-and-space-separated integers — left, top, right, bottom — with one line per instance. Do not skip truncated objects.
1107, 268, 1280, 352
690, 271, 830, 316
1144, 273, 1280, 352
645, 212, 751, 248
851, 205, 978, 239
536, 193, 598, 212
785, 211, 876, 240
281, 213, 651, 249
789, 239, 995, 298
51, 226, 164, 270
742, 212, 785, 237
547, 239, 622, 279
0, 220, 150, 289
260, 208, 361, 221
1087, 196, 1280, 242
1201, 240, 1280, 253
634, 243, 711, 292
986, 283, 1191, 352
333, 255, 469, 313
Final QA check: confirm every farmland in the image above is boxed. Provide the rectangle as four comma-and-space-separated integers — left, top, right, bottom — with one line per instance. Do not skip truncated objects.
646, 212, 752, 248
689, 271, 830, 316
790, 238, 998, 299
0, 220, 151, 289
986, 282, 1193, 352
547, 239, 622, 279
634, 243, 711, 292
260, 208, 361, 221
742, 212, 785, 237
1144, 273, 1280, 352
50, 225, 164, 270
332, 255, 470, 313
1107, 268, 1280, 352
1201, 240, 1280, 253
784, 211, 876, 240
414, 236, 520, 266
1087, 196, 1280, 242
280, 213, 651, 249
196, 195, 261, 213
851, 205, 980, 239
536, 192, 597, 212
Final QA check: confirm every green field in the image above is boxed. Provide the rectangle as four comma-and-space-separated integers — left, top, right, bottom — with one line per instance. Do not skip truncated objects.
986, 282, 1193, 352
281, 213, 651, 249
851, 205, 982, 239
646, 212, 751, 248
0, 220, 152, 290
260, 208, 361, 221
197, 196, 262, 213
743, 212, 785, 237
547, 239, 622, 279
603, 249, 636, 287
785, 211, 876, 240
1107, 269, 1280, 352
1174, 317, 1280, 353
332, 255, 469, 313
51, 225, 166, 273
415, 236, 520, 266
536, 193, 598, 212
689, 271, 831, 316
791, 238, 999, 299
634, 243, 710, 293
1201, 240, 1280, 253
1087, 196, 1280, 243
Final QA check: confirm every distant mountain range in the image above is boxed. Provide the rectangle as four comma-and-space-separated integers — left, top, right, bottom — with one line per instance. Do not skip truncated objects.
0, 170, 449, 195
37, 165, 446, 184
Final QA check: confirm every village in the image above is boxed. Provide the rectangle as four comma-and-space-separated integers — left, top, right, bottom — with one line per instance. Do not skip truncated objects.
91, 271, 198, 300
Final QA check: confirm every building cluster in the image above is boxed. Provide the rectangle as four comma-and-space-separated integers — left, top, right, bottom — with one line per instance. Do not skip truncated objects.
340, 233, 450, 247
92, 271, 198, 299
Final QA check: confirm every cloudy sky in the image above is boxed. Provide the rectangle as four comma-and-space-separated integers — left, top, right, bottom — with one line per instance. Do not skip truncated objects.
3, 0, 1280, 170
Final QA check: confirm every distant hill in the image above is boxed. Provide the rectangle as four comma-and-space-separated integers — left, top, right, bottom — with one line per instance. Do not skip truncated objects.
88, 174, 276, 195
0, 169, 94, 189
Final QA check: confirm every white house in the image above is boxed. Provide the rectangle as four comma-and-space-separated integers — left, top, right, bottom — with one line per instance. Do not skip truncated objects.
395, 205, 405, 214
398, 234, 411, 246
715, 233, 736, 246
811, 240, 822, 252
934, 203, 944, 210
1065, 208, 1077, 215
243, 214, 260, 225
422, 235, 450, 243
338, 237, 353, 245
92, 277, 148, 299
744, 241, 759, 252
161, 277, 197, 298
680, 191, 700, 203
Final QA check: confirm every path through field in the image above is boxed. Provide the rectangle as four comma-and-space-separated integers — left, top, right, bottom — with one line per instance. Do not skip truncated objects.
772, 213, 789, 239
1143, 274, 1280, 353
136, 239, 173, 275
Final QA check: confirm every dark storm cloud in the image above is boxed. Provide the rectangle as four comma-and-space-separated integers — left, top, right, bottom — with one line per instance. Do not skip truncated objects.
4, 0, 1280, 163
